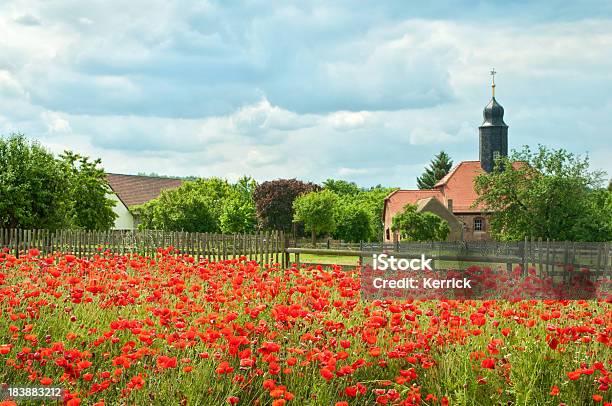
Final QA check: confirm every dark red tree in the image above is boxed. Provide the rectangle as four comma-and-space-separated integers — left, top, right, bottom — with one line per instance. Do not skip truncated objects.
252, 179, 320, 231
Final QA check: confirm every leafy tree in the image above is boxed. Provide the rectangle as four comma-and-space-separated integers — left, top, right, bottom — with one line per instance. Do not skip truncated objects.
391, 204, 450, 241
220, 176, 258, 233
253, 179, 319, 232
354, 185, 398, 241
323, 179, 361, 196
332, 201, 372, 242
417, 151, 453, 189
321, 179, 396, 242
576, 188, 612, 241
220, 198, 257, 233
233, 176, 258, 202
293, 190, 338, 246
135, 178, 236, 232
0, 134, 116, 231
0, 135, 70, 230
61, 151, 117, 230
301, 180, 398, 243
474, 145, 609, 241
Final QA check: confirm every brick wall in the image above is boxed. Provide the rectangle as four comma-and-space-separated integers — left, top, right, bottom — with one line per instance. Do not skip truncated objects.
455, 214, 492, 241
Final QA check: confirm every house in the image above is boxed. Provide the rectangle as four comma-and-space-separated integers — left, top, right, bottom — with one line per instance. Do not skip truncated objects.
106, 173, 183, 230
383, 79, 513, 242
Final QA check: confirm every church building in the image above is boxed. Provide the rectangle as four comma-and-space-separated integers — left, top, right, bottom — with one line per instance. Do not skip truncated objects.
383, 75, 513, 242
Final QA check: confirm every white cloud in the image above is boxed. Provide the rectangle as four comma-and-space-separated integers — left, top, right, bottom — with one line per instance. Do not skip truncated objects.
338, 167, 375, 176
13, 14, 41, 26
42, 112, 71, 134
408, 128, 453, 145
230, 98, 317, 134
327, 111, 374, 131
0, 1, 610, 188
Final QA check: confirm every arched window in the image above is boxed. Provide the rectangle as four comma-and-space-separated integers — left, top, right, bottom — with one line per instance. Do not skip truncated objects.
386, 228, 390, 240
474, 217, 484, 231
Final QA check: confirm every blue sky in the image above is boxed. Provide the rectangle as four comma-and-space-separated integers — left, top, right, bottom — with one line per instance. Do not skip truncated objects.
1, 0, 611, 188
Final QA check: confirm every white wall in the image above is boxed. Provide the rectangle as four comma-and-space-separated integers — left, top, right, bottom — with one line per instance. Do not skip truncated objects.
107, 193, 134, 230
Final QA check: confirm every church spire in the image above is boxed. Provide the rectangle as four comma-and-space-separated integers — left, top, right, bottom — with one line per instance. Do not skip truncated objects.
479, 69, 508, 172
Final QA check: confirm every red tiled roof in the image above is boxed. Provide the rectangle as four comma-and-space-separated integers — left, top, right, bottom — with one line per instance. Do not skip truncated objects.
385, 160, 526, 221
434, 160, 474, 188
433, 161, 484, 213
106, 173, 183, 208
434, 160, 524, 212
383, 189, 445, 224
383, 157, 528, 236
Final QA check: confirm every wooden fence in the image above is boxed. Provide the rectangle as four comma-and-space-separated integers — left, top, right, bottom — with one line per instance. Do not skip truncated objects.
0, 228, 288, 266
287, 238, 612, 278
1, 229, 611, 277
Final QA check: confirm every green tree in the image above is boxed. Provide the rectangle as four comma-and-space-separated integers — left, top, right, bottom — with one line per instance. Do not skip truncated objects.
322, 180, 396, 242
0, 134, 116, 231
391, 204, 450, 241
417, 151, 453, 189
233, 176, 258, 202
576, 188, 612, 241
135, 178, 236, 232
293, 190, 338, 246
323, 179, 361, 196
332, 201, 372, 242
61, 151, 117, 230
354, 185, 397, 241
220, 198, 257, 233
0, 135, 69, 230
220, 176, 258, 233
474, 145, 609, 241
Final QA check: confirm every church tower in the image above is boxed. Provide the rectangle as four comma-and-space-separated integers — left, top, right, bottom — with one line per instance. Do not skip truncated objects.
479, 69, 508, 172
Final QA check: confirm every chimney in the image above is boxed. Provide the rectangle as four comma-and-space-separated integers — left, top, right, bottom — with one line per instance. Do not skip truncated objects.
447, 199, 453, 212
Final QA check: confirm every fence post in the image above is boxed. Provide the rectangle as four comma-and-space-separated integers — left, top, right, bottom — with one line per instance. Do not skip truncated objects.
359, 240, 363, 268
596, 243, 602, 280
393, 232, 399, 253
537, 237, 543, 275
282, 230, 289, 267
605, 243, 611, 276
274, 231, 279, 265
16, 229, 22, 258
563, 241, 569, 284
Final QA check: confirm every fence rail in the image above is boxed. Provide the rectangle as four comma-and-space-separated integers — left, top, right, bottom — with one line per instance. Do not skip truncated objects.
288, 238, 612, 278
1, 229, 611, 277
0, 228, 288, 266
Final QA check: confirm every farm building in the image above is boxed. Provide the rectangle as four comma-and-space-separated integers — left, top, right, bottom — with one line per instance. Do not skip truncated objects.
106, 173, 183, 230
383, 80, 513, 242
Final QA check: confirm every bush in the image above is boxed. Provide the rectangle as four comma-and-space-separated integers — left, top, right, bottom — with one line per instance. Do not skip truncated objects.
391, 204, 450, 241
293, 190, 338, 246
332, 201, 372, 242
136, 178, 235, 232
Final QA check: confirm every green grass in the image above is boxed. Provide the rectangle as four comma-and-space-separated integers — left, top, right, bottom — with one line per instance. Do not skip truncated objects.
289, 253, 360, 266
288, 253, 518, 272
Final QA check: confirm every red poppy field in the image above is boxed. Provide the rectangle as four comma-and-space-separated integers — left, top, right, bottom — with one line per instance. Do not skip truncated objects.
0, 248, 611, 405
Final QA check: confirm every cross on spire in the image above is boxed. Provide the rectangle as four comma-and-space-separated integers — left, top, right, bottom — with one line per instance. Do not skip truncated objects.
490, 68, 497, 97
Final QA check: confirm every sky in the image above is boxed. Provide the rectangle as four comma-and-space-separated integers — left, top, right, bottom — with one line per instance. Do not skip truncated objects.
1, 0, 611, 189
